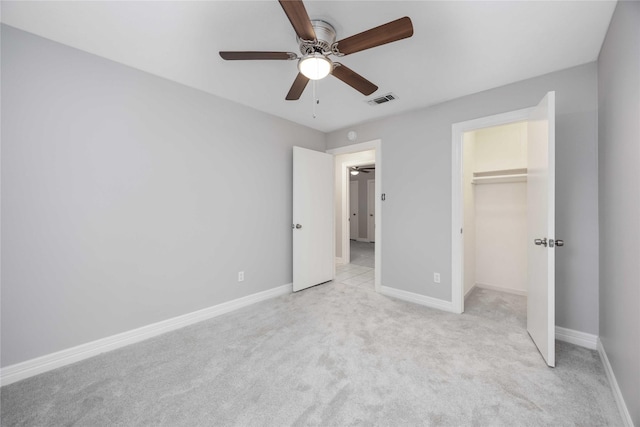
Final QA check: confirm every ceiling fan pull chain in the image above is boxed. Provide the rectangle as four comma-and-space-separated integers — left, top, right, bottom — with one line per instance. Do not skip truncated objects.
312, 80, 318, 118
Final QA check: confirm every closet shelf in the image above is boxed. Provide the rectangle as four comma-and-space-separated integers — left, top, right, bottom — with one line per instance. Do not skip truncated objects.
472, 168, 527, 184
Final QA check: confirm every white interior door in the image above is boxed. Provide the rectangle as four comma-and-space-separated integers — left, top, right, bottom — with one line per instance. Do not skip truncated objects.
367, 179, 375, 242
527, 91, 556, 367
349, 181, 359, 240
293, 146, 334, 292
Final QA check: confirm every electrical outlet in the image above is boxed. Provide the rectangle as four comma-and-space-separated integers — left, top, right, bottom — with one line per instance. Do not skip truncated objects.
434, 273, 441, 283
238, 271, 244, 282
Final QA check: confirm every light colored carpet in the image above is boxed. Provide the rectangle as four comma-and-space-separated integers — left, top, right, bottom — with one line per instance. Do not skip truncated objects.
464, 286, 527, 329
0, 268, 622, 426
349, 240, 374, 268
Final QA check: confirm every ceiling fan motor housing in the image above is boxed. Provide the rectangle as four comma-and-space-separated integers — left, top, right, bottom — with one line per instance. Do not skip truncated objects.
298, 20, 336, 55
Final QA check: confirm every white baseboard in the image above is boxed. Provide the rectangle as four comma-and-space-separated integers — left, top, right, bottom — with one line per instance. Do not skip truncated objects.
597, 338, 634, 427
380, 286, 455, 313
464, 284, 477, 301
555, 326, 598, 350
476, 282, 527, 296
0, 283, 292, 387
554, 325, 634, 426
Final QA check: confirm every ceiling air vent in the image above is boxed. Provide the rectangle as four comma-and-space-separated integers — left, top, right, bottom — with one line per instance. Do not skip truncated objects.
367, 93, 398, 106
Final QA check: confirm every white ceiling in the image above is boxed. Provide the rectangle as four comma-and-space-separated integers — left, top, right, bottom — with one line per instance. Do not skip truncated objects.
1, 1, 616, 133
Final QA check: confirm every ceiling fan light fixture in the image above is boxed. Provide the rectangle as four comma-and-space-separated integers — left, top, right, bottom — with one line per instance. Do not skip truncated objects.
298, 53, 333, 80
350, 170, 359, 176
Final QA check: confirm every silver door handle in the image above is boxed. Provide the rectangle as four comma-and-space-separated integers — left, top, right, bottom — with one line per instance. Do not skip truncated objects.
555, 239, 564, 247
534, 238, 547, 247
295, 224, 302, 229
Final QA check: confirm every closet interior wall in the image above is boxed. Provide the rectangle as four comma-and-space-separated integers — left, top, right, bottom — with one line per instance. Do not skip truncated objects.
463, 122, 529, 297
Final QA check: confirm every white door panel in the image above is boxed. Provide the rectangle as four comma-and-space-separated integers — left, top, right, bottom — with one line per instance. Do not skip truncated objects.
293, 146, 334, 292
527, 92, 556, 367
349, 181, 359, 240
367, 180, 375, 242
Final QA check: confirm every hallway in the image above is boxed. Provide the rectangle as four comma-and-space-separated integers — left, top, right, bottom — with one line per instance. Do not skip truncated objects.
349, 240, 374, 268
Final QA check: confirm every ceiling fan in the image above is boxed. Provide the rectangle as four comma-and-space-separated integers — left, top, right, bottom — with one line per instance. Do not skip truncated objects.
350, 166, 375, 175
219, 0, 414, 101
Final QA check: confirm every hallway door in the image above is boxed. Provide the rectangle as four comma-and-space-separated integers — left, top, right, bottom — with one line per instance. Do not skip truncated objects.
292, 146, 334, 292
349, 181, 359, 240
367, 180, 375, 242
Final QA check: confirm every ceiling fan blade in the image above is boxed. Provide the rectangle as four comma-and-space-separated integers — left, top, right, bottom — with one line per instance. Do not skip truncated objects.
351, 167, 371, 173
219, 51, 296, 60
278, 0, 316, 41
286, 73, 310, 100
332, 63, 378, 96
335, 16, 413, 56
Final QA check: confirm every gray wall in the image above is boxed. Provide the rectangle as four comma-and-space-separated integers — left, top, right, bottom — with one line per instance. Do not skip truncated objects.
597, 1, 640, 424
328, 63, 600, 335
349, 169, 376, 239
1, 25, 325, 366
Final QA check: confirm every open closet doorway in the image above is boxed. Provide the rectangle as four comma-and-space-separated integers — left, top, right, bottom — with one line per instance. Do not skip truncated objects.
460, 122, 529, 326
452, 92, 558, 367
327, 140, 382, 293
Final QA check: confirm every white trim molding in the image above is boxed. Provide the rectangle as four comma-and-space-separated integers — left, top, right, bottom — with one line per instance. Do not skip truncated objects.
476, 282, 528, 297
380, 286, 456, 313
0, 284, 292, 387
597, 338, 634, 426
554, 326, 597, 350
464, 284, 477, 300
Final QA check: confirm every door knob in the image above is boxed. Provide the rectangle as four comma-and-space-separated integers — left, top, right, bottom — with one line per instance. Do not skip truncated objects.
295, 224, 302, 229
555, 239, 564, 247
534, 238, 548, 247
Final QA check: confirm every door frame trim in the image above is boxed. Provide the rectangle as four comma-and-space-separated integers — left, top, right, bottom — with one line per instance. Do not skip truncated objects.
451, 108, 533, 314
327, 140, 382, 292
